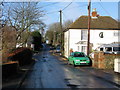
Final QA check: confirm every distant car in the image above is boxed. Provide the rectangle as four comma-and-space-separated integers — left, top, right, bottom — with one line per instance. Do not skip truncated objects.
68, 52, 91, 66
55, 46, 61, 53
50, 46, 55, 50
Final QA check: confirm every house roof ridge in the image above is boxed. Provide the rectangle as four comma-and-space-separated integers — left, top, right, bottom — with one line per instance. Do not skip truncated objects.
68, 15, 119, 29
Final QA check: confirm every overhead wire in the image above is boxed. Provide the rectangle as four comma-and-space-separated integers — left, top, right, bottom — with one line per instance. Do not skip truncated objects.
46, 10, 59, 14
93, 1, 117, 26
97, 1, 111, 16
39, 2, 59, 8
64, 4, 88, 11
45, 2, 87, 15
62, 12, 68, 22
38, 2, 60, 15
91, 3, 117, 27
45, 1, 73, 15
62, 1, 73, 11
45, 1, 74, 15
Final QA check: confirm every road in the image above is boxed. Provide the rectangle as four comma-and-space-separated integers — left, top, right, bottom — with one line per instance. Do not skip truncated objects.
20, 45, 119, 88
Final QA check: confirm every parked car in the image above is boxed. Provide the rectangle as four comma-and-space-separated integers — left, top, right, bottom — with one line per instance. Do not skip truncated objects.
68, 52, 91, 66
50, 46, 55, 50
55, 46, 61, 53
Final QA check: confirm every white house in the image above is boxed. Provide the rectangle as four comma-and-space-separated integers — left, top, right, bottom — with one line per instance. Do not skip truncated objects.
64, 9, 119, 58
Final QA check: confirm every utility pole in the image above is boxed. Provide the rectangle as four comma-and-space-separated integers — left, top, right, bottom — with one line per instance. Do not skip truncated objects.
87, 0, 91, 56
59, 10, 63, 55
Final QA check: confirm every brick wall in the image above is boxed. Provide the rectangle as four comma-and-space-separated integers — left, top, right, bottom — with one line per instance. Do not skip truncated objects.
92, 52, 120, 69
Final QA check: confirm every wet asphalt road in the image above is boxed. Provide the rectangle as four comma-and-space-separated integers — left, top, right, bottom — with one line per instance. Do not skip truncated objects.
20, 45, 119, 88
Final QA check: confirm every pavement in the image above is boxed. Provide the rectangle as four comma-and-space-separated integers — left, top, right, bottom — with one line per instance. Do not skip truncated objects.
2, 58, 35, 89
2, 51, 120, 89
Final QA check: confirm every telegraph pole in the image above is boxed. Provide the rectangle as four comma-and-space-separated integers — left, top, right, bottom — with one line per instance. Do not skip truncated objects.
87, 0, 91, 56
59, 10, 63, 55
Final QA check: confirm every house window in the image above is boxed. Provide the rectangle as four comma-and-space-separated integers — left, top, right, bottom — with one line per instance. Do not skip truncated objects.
113, 47, 120, 51
81, 46, 87, 53
81, 30, 87, 40
105, 47, 112, 51
114, 31, 120, 36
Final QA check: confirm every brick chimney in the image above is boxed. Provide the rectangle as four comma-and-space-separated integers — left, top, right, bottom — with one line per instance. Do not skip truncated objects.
92, 8, 99, 18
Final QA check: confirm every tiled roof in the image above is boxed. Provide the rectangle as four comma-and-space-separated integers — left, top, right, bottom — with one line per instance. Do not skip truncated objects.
69, 16, 119, 30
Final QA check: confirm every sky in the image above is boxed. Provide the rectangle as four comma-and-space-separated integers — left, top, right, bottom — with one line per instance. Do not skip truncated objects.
37, 0, 119, 26
1, 0, 119, 28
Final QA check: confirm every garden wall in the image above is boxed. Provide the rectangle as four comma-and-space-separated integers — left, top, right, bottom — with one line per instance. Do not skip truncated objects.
92, 52, 120, 69
8, 47, 33, 66
2, 61, 19, 78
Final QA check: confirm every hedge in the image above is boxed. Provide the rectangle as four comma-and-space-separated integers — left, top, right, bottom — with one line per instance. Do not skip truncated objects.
8, 47, 33, 66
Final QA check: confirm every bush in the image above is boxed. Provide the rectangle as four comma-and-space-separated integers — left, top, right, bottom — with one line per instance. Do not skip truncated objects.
31, 31, 42, 51
8, 47, 33, 66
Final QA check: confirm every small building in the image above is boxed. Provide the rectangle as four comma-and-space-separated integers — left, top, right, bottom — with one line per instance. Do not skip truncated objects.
97, 43, 120, 54
64, 9, 119, 58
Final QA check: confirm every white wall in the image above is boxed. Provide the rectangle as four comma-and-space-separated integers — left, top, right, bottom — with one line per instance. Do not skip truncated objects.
64, 29, 119, 58
64, 31, 69, 58
90, 30, 119, 50
69, 29, 82, 52
64, 29, 82, 58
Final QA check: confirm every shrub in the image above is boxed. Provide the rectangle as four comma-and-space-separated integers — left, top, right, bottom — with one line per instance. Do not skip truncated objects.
8, 47, 33, 66
31, 31, 42, 51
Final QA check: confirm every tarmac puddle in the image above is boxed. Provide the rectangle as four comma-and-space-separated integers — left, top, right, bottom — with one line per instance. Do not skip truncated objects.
64, 78, 88, 88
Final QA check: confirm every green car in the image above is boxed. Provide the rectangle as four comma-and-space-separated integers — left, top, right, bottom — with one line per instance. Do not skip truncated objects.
68, 52, 91, 66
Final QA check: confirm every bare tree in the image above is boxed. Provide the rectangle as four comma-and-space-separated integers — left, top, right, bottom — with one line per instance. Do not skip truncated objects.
63, 20, 73, 30
45, 20, 73, 46
2, 26, 16, 63
45, 22, 61, 46
5, 2, 45, 47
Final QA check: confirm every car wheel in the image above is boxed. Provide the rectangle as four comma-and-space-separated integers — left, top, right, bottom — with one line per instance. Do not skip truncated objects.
88, 57, 92, 66
89, 62, 92, 66
73, 61, 76, 67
